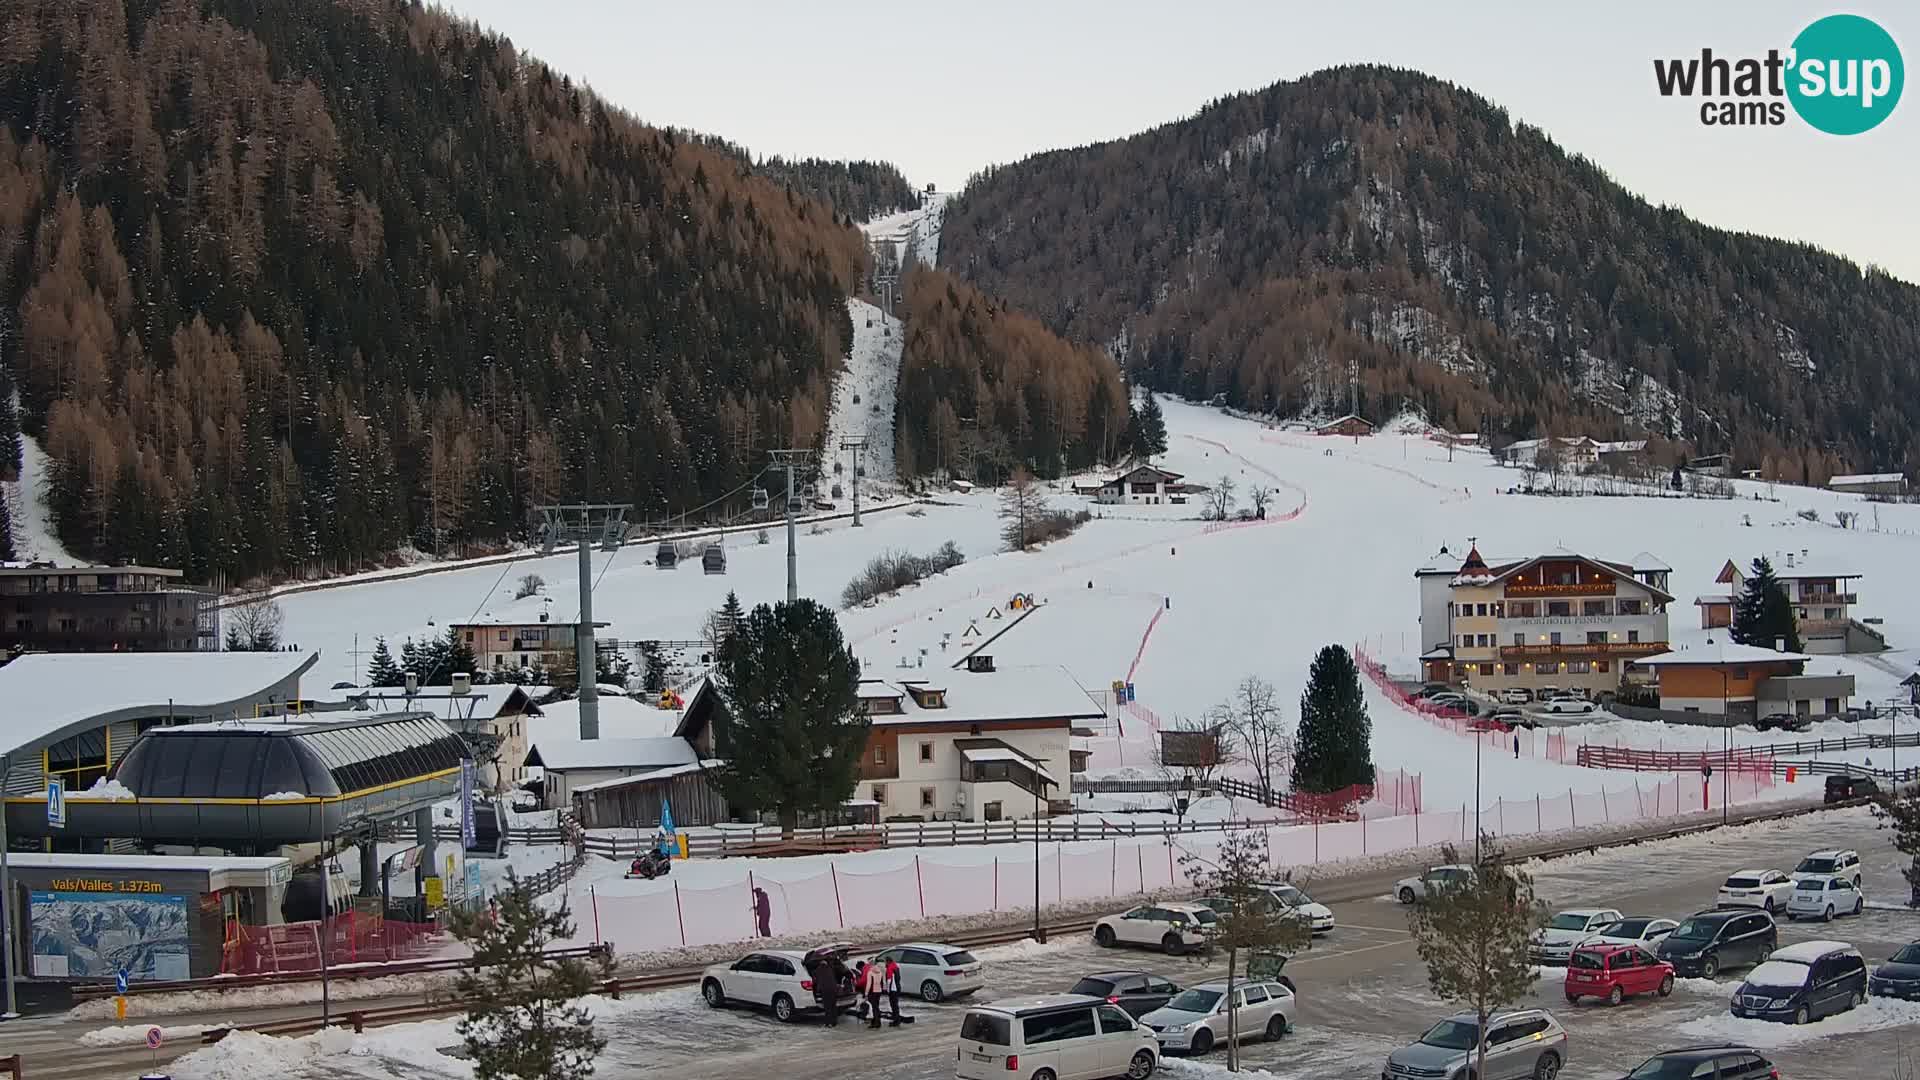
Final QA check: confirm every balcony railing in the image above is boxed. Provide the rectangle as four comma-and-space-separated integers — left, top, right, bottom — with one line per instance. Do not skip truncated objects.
1499, 641, 1668, 660
1503, 581, 1616, 598
1796, 592, 1856, 605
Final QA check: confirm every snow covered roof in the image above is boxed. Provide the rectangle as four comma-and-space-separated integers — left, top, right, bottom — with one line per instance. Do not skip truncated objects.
343, 684, 541, 721
570, 759, 724, 793
1694, 594, 1733, 605
1445, 551, 1677, 602
1104, 464, 1185, 485
1829, 473, 1905, 486
958, 744, 1058, 784
529, 695, 680, 744
1719, 558, 1860, 583
1630, 552, 1672, 572
1635, 642, 1811, 667
1597, 440, 1649, 454
525, 736, 698, 771
867, 665, 1103, 727
1315, 414, 1374, 431
0, 651, 318, 757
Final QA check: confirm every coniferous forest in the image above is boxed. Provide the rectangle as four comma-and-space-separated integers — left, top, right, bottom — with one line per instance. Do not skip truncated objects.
941, 66, 1920, 482
0, 0, 867, 583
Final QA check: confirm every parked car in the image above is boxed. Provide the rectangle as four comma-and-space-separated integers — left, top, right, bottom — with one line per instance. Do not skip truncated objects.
1794, 848, 1863, 887
1541, 697, 1598, 715
1564, 944, 1676, 1006
1785, 874, 1865, 922
863, 941, 983, 1003
1069, 971, 1183, 1018
1618, 1045, 1779, 1080
1583, 916, 1680, 950
1431, 694, 1482, 716
1731, 940, 1868, 1025
1414, 684, 1454, 700
956, 995, 1160, 1080
1532, 908, 1626, 964
1869, 940, 1920, 1000
1716, 869, 1796, 912
1396, 864, 1473, 904
1383, 1009, 1568, 1080
700, 946, 859, 1023
1824, 774, 1880, 803
1094, 902, 1218, 954
1500, 688, 1534, 705
1655, 909, 1778, 978
1141, 980, 1294, 1055
1257, 882, 1336, 934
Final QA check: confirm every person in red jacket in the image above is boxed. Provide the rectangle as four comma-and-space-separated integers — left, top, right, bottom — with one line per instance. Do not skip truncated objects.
862, 958, 886, 1028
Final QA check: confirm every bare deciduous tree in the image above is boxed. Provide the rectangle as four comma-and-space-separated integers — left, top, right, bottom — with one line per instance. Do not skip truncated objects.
1248, 485, 1273, 517
1209, 676, 1292, 799
1205, 474, 1238, 520
223, 593, 284, 651
513, 573, 545, 600
1155, 714, 1238, 806
999, 466, 1051, 551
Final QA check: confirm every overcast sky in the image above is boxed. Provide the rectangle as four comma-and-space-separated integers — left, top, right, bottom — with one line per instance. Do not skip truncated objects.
438, 0, 1916, 284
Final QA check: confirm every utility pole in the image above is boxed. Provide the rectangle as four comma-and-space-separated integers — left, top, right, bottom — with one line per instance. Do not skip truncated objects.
538, 503, 631, 740
840, 435, 869, 527
768, 450, 813, 604
0, 752, 15, 1019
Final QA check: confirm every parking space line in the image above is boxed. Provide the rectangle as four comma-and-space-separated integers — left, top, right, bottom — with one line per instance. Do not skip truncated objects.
1289, 939, 1414, 965
1330, 923, 1412, 935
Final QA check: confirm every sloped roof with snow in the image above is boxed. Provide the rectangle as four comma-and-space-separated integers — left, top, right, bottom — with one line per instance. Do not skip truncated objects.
1635, 642, 1811, 667
524, 736, 698, 771
866, 665, 1104, 727
1630, 552, 1672, 572
1829, 473, 1904, 486
344, 684, 540, 721
0, 651, 317, 757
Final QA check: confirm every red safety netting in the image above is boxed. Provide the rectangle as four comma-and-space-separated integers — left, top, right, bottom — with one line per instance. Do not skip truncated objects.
222, 913, 442, 975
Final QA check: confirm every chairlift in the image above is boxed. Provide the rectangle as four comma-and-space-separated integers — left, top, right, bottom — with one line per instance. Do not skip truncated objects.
702, 542, 727, 575
751, 487, 770, 511
655, 540, 678, 569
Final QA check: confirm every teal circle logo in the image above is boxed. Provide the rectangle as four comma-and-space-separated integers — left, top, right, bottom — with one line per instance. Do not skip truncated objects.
1787, 14, 1904, 134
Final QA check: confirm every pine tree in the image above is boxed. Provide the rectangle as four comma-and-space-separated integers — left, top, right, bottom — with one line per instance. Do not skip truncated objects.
710, 598, 867, 834
0, 488, 14, 561
1406, 840, 1549, 1080
1132, 393, 1169, 457
449, 874, 611, 1080
400, 637, 423, 683
1731, 557, 1802, 653
426, 627, 475, 685
1292, 644, 1375, 794
719, 591, 745, 640
637, 641, 667, 695
366, 635, 403, 687
1872, 786, 1920, 908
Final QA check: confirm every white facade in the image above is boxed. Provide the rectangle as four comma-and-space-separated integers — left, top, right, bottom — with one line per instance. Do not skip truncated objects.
1095, 465, 1184, 505
854, 724, 1071, 822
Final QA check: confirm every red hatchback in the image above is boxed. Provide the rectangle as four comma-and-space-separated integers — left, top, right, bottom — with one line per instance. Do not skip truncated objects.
1564, 944, 1676, 1006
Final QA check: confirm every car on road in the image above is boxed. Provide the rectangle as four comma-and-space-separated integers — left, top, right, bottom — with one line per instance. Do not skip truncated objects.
864, 941, 983, 1003
1500, 688, 1534, 705
1794, 848, 1863, 887
700, 946, 859, 1023
1582, 916, 1679, 950
1140, 980, 1294, 1055
1540, 696, 1598, 715
1563, 944, 1676, 1006
956, 995, 1160, 1080
1396, 864, 1472, 904
1715, 869, 1796, 912
1619, 1045, 1779, 1080
1094, 902, 1217, 954
1730, 939, 1868, 1025
1256, 881, 1337, 934
1383, 1009, 1568, 1080
1655, 909, 1777, 978
1824, 774, 1880, 803
1869, 940, 1920, 1000
1785, 873, 1865, 922
1532, 908, 1625, 964
1068, 971, 1182, 1018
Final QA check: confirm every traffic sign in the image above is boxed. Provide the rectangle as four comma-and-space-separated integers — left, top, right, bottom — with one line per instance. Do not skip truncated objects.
116, 969, 130, 994
46, 778, 64, 829
145, 1026, 164, 1049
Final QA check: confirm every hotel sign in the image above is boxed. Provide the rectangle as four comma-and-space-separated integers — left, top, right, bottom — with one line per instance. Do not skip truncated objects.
48, 878, 165, 893
1504, 581, 1615, 597
1501, 642, 1666, 660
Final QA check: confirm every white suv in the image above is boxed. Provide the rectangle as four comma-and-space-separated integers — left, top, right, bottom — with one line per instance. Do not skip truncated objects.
1716, 869, 1797, 912
956, 996, 1160, 1080
1795, 849, 1863, 887
1396, 864, 1472, 904
700, 946, 859, 1023
1094, 902, 1217, 955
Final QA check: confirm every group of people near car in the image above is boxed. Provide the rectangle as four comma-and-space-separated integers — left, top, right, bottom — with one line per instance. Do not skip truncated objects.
805, 947, 905, 1028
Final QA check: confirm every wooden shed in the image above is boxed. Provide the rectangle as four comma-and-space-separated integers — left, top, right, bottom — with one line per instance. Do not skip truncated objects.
571, 762, 732, 829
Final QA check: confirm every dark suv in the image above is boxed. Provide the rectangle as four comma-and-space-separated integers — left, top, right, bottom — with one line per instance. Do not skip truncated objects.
1620, 1045, 1778, 1079
1067, 970, 1180, 1017
1655, 909, 1777, 978
1732, 940, 1868, 1024
1825, 774, 1880, 803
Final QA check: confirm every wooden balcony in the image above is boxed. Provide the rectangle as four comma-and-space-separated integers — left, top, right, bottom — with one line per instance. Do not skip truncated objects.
1503, 581, 1616, 598
1499, 641, 1667, 660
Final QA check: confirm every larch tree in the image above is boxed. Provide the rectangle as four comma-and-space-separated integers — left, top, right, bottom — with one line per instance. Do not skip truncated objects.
998, 466, 1051, 551
710, 598, 867, 834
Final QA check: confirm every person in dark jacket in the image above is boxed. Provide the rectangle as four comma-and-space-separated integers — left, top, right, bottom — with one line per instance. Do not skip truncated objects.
884, 956, 902, 1026
751, 886, 771, 937
809, 955, 840, 1025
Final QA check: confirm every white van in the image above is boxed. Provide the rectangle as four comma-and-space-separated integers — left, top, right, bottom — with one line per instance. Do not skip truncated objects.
957, 995, 1159, 1080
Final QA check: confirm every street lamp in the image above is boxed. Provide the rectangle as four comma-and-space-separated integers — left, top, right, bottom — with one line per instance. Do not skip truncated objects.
1032, 771, 1052, 944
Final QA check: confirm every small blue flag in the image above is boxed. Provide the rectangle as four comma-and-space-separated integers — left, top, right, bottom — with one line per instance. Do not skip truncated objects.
657, 798, 677, 855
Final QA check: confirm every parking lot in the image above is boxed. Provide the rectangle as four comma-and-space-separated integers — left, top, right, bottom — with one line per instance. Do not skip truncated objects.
32, 806, 1916, 1080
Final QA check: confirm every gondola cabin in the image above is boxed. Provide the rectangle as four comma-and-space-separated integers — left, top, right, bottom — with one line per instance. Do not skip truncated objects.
702, 543, 727, 574
655, 540, 678, 569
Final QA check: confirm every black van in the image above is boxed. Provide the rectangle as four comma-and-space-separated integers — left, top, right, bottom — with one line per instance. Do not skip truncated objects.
1656, 909, 1778, 978
1825, 774, 1880, 803
1731, 940, 1868, 1024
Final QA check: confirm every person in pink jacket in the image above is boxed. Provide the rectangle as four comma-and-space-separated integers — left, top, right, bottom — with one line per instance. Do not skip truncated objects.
862, 958, 886, 1028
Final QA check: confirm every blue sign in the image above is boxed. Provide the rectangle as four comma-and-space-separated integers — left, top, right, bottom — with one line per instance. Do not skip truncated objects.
657, 798, 677, 855
459, 760, 476, 850
46, 779, 64, 829
116, 969, 130, 995
1125, 682, 1136, 703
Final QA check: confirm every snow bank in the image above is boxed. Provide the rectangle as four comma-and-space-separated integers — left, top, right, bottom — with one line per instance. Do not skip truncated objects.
69, 973, 455, 1021
81, 1021, 232, 1047
970, 937, 1082, 964
1675, 996, 1920, 1047
74, 777, 138, 802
